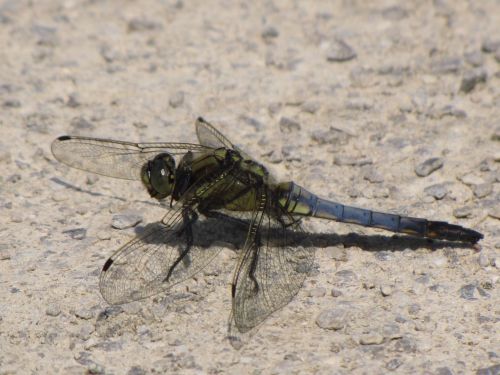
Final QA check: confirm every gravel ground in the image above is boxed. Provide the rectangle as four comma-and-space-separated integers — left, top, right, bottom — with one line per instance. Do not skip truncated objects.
0, 1, 499, 374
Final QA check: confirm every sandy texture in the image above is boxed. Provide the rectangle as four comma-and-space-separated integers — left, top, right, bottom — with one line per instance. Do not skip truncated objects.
0, 1, 499, 374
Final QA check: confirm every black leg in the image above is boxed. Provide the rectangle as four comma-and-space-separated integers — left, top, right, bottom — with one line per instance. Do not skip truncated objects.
163, 209, 198, 282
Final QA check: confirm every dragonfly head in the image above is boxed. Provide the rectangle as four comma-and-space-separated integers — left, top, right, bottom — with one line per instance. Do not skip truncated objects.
141, 153, 176, 200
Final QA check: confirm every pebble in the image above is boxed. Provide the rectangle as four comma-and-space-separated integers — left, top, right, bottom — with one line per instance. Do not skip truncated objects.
380, 285, 393, 297
3, 99, 21, 108
460, 68, 487, 93
481, 38, 500, 53
394, 336, 417, 353
311, 128, 350, 146
330, 247, 348, 262
415, 157, 444, 177
473, 183, 492, 198
335, 270, 358, 286
315, 308, 346, 330
169, 91, 184, 108
464, 51, 484, 67
111, 211, 143, 229
70, 116, 94, 130
478, 252, 490, 267
46, 304, 61, 317
331, 289, 342, 297
490, 207, 500, 220
0, 244, 10, 260
326, 39, 356, 62
261, 26, 279, 40
66, 94, 81, 108
363, 167, 384, 183
74, 308, 94, 320
301, 101, 320, 114
424, 183, 447, 200
279, 117, 301, 133
495, 49, 500, 64
386, 358, 403, 371
127, 366, 147, 375
127, 18, 162, 32
62, 228, 87, 240
492, 126, 500, 141
308, 287, 327, 298
476, 364, 500, 375
453, 206, 472, 218
460, 284, 477, 300
359, 333, 384, 345
435, 367, 454, 375
459, 172, 484, 186
77, 323, 95, 341
334, 155, 372, 166
430, 56, 462, 74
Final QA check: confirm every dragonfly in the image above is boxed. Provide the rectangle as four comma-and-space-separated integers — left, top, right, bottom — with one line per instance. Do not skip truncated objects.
51, 117, 483, 346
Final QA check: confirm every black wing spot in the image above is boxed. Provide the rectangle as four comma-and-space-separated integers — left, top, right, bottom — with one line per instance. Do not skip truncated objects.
57, 135, 72, 141
102, 258, 114, 272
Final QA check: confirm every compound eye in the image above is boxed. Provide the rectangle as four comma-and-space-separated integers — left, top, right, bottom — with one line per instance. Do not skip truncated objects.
148, 154, 176, 199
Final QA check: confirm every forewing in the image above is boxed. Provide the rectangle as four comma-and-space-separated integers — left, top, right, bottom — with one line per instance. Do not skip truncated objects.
195, 117, 235, 150
230, 189, 315, 339
51, 136, 212, 180
100, 167, 242, 304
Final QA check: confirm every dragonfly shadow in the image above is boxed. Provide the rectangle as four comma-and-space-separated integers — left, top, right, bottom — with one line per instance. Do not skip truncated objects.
134, 216, 477, 253
50, 177, 160, 207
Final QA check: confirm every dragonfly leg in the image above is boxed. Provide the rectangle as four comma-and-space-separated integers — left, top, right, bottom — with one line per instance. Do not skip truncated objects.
164, 209, 198, 282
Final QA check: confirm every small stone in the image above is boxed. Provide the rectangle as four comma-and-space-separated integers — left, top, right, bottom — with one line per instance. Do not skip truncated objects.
491, 207, 500, 220
97, 230, 112, 240
112, 211, 142, 230
86, 175, 99, 185
335, 270, 358, 286
279, 117, 301, 133
473, 183, 492, 198
127, 366, 147, 375
492, 126, 500, 141
476, 364, 500, 375
363, 167, 384, 183
127, 18, 162, 32
386, 358, 403, 371
311, 127, 350, 146
330, 247, 348, 262
62, 228, 87, 240
308, 287, 326, 298
424, 183, 447, 200
436, 367, 454, 375
334, 155, 372, 166
359, 333, 384, 345
169, 91, 184, 108
495, 49, 500, 64
316, 309, 346, 330
261, 26, 279, 40
67, 94, 81, 108
3, 99, 21, 108
481, 38, 500, 53
394, 336, 417, 353
326, 39, 356, 62
74, 308, 94, 320
493, 257, 500, 268
301, 101, 320, 114
345, 97, 373, 111
331, 289, 342, 297
453, 206, 472, 218
77, 323, 95, 341
478, 252, 490, 267
380, 285, 393, 296
0, 246, 10, 260
459, 172, 484, 186
460, 68, 487, 93
415, 157, 444, 177
10, 212, 23, 223
464, 51, 484, 67
70, 116, 94, 131
46, 304, 61, 317
430, 57, 462, 74
460, 284, 477, 300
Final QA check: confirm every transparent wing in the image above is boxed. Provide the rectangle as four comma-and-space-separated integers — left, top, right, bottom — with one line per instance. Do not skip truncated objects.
229, 188, 315, 342
99, 167, 242, 305
195, 117, 235, 150
51, 136, 213, 180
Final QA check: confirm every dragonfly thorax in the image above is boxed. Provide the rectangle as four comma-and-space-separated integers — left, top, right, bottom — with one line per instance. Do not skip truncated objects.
141, 153, 176, 199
